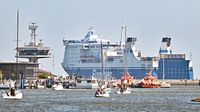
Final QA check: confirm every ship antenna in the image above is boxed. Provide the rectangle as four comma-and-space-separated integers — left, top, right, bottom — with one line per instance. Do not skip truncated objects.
120, 18, 124, 49
29, 22, 38, 46
120, 25, 124, 49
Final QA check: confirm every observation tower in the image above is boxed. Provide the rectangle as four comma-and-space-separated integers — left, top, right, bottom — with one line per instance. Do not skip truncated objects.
17, 22, 50, 63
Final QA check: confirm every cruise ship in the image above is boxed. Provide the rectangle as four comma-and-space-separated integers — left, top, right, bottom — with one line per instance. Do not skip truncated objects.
62, 27, 193, 80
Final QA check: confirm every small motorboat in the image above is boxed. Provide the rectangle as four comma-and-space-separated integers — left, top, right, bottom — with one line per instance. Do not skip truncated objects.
0, 83, 10, 89
117, 82, 131, 94
95, 92, 110, 98
2, 90, 23, 100
160, 81, 171, 88
99, 84, 111, 93
75, 77, 99, 89
95, 89, 110, 98
37, 84, 45, 89
52, 84, 64, 90
117, 87, 131, 94
104, 87, 111, 94
191, 97, 200, 102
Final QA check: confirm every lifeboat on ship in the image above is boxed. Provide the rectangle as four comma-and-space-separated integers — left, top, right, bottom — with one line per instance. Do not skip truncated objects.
137, 70, 161, 88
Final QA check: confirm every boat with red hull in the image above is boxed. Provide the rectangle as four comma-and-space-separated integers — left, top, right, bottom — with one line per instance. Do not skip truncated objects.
120, 72, 134, 87
137, 70, 161, 88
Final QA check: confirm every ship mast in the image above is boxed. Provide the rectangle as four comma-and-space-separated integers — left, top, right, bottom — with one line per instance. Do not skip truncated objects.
16, 9, 19, 80
120, 26, 124, 49
101, 41, 104, 80
124, 25, 128, 75
162, 56, 165, 81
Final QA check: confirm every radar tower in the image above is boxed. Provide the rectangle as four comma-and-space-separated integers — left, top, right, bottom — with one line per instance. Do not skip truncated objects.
17, 22, 50, 63
29, 22, 38, 46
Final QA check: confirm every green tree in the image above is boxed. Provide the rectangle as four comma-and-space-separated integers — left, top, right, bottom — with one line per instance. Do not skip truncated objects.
38, 73, 48, 79
0, 70, 2, 81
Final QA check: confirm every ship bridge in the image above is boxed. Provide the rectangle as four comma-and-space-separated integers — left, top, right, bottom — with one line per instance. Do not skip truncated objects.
82, 27, 109, 43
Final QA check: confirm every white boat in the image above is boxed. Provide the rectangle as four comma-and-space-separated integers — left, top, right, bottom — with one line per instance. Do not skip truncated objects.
75, 78, 99, 89
62, 27, 154, 79
95, 89, 110, 98
104, 87, 111, 93
37, 84, 45, 89
160, 81, 171, 88
2, 90, 23, 100
52, 84, 64, 90
62, 28, 193, 80
95, 92, 110, 98
191, 97, 200, 102
99, 83, 112, 93
117, 88, 131, 94
0, 83, 10, 89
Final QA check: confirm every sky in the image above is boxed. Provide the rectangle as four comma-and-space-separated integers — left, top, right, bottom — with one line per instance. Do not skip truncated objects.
0, 0, 200, 78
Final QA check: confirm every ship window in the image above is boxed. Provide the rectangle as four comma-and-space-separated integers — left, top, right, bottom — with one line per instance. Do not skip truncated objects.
120, 59, 123, 63
84, 45, 89, 48
107, 58, 114, 61
127, 38, 133, 42
117, 52, 123, 55
147, 64, 151, 69
90, 46, 95, 48
87, 80, 91, 83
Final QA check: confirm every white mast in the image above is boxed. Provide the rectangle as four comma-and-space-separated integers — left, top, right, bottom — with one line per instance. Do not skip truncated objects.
124, 25, 128, 74
16, 9, 19, 80
101, 41, 104, 80
120, 25, 125, 49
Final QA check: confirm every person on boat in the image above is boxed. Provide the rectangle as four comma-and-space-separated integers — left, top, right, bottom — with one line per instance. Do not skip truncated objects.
5, 91, 9, 96
10, 87, 15, 96
95, 89, 101, 95
124, 84, 127, 90
120, 84, 125, 92
100, 88, 103, 94
8, 81, 16, 96
120, 83, 127, 92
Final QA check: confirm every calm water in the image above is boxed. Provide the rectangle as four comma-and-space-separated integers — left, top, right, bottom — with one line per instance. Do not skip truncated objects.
1, 86, 200, 112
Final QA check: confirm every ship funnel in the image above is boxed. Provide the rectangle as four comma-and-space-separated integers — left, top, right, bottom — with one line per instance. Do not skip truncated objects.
159, 37, 172, 54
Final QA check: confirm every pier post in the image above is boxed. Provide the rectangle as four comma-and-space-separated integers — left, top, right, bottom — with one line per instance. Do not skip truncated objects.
198, 80, 200, 86
184, 79, 187, 86
44, 79, 46, 88
35, 80, 38, 89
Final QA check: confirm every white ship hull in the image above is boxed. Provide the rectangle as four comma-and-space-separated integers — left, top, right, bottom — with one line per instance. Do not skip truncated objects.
62, 27, 193, 80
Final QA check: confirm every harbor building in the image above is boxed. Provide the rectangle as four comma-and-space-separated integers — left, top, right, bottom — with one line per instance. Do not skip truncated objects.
0, 61, 38, 80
